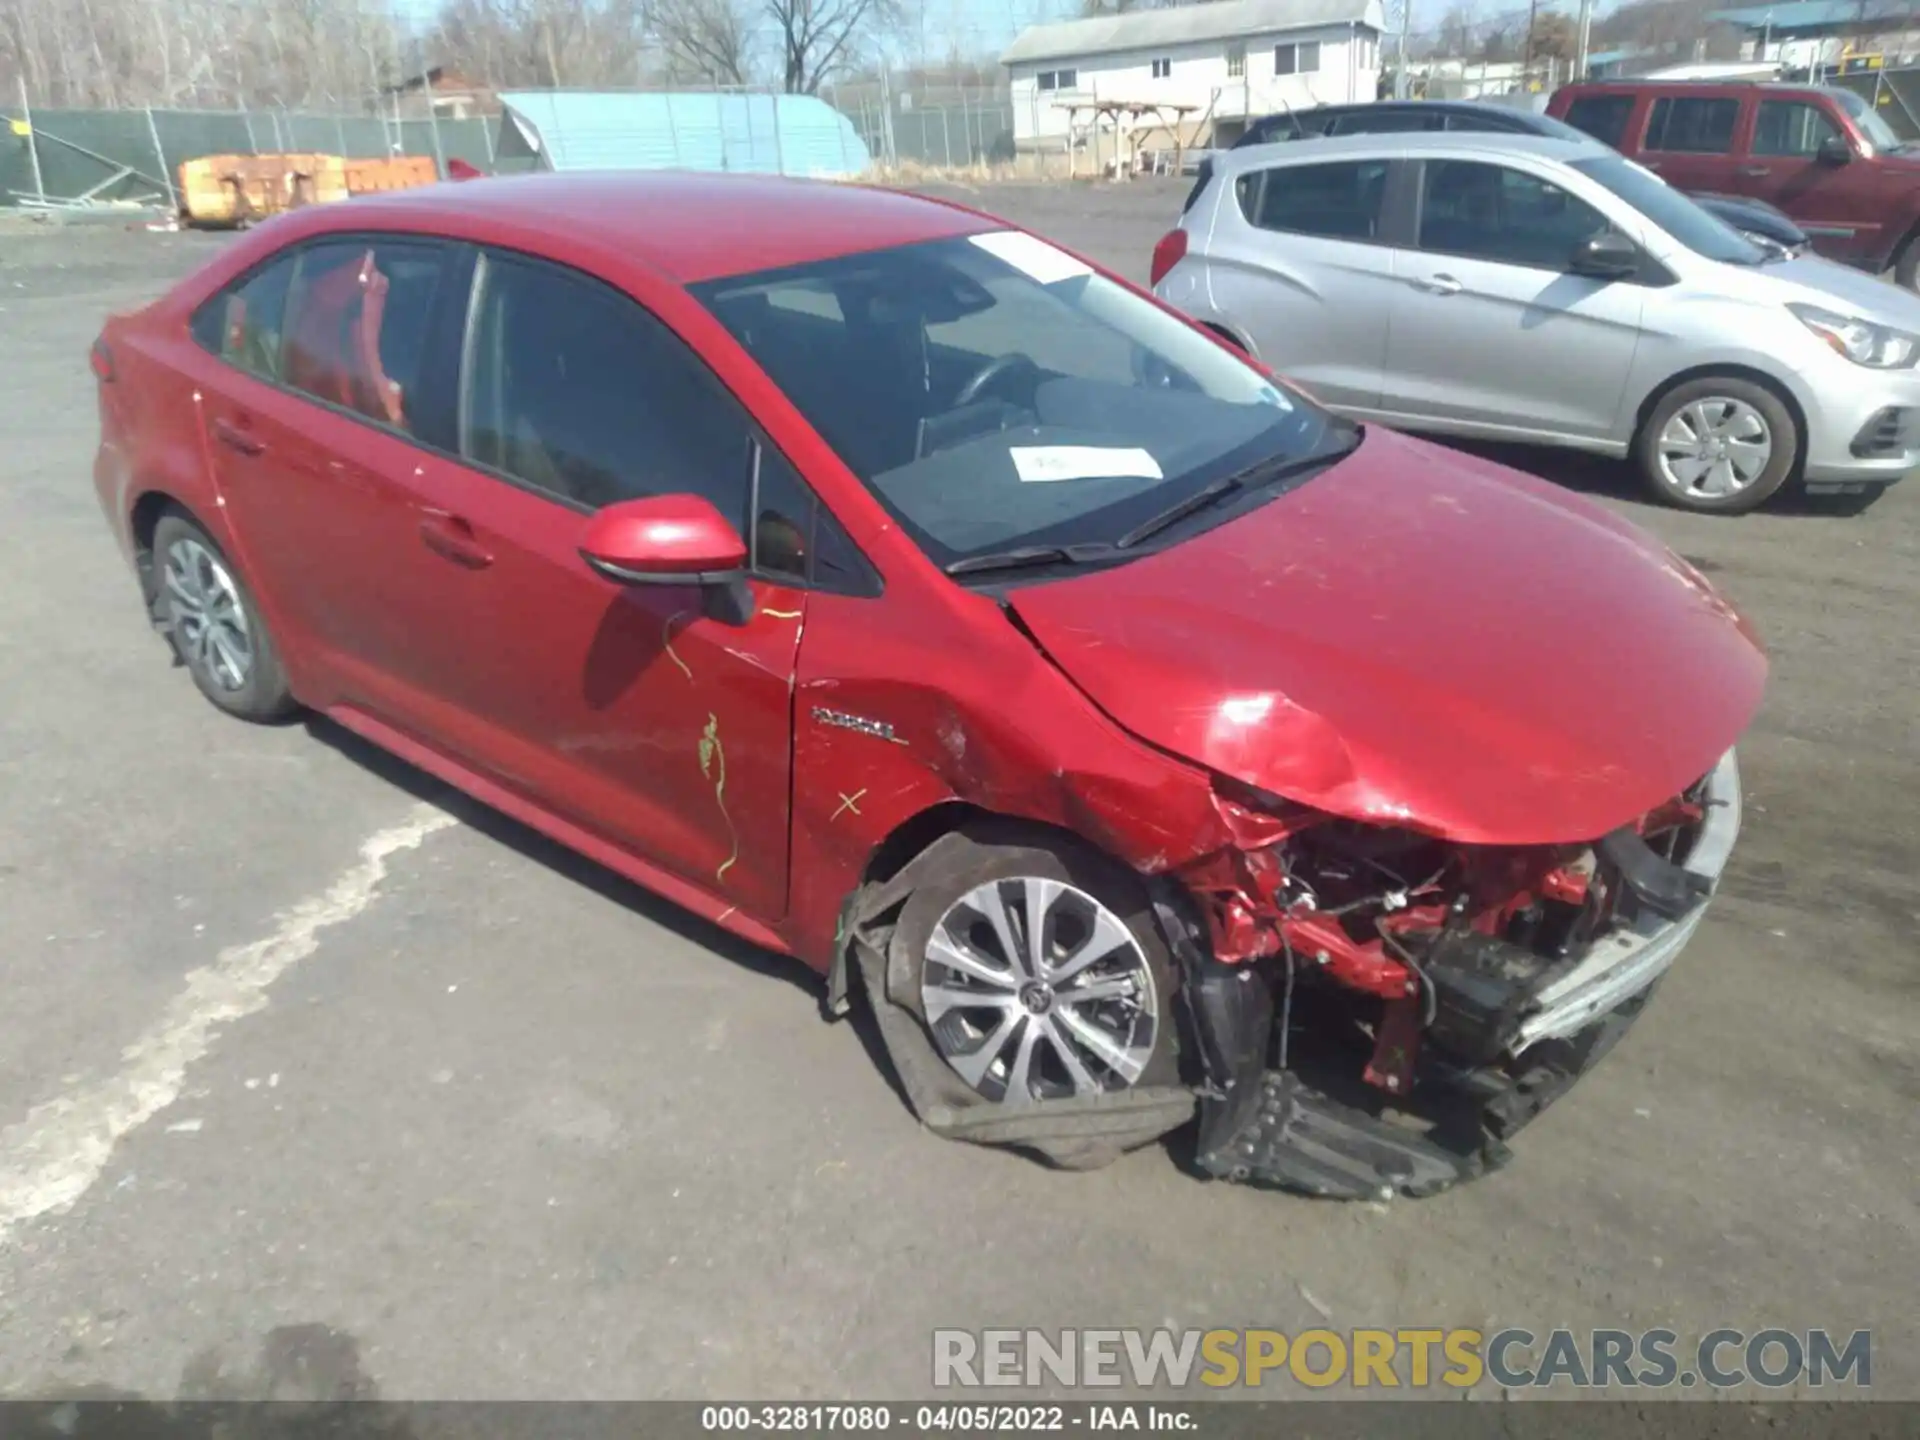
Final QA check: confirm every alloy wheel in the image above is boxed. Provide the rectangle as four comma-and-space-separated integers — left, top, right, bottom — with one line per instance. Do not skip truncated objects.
1655, 397, 1774, 501
163, 536, 254, 692
920, 877, 1159, 1105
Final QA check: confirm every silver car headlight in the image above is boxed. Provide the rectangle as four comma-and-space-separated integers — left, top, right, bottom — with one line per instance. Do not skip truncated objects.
1789, 303, 1920, 369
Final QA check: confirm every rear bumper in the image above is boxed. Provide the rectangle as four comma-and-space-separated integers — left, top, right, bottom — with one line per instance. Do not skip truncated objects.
1511, 749, 1741, 1053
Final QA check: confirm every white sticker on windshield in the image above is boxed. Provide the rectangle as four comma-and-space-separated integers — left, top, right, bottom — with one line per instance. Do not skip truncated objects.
1010, 446, 1164, 484
969, 230, 1094, 286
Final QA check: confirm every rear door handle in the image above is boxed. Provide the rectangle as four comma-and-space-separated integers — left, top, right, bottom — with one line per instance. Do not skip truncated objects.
1738, 165, 1771, 177
417, 510, 494, 570
211, 417, 265, 456
1413, 273, 1463, 296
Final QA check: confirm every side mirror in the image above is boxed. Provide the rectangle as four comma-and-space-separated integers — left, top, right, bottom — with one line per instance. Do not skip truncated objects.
1817, 134, 1853, 165
579, 494, 756, 624
1569, 231, 1639, 280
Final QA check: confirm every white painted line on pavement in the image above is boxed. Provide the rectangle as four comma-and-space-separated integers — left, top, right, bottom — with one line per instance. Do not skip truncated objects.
0, 805, 458, 1247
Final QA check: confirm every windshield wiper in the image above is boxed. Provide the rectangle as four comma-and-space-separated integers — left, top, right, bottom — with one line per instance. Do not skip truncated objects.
1115, 435, 1359, 551
944, 541, 1120, 577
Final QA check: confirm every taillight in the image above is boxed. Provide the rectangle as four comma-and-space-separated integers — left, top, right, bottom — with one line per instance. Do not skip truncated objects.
1149, 228, 1189, 288
89, 337, 115, 383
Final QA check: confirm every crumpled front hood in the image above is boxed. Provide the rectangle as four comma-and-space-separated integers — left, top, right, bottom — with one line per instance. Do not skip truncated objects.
1009, 429, 1768, 846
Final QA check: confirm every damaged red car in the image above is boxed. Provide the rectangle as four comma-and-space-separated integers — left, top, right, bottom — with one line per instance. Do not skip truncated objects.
90, 172, 1764, 1197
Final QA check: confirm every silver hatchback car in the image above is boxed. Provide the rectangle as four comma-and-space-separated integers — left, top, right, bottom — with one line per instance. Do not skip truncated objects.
1155, 131, 1920, 514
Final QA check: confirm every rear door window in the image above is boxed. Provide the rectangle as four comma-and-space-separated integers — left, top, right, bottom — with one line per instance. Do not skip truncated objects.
1645, 97, 1738, 154
1753, 99, 1843, 156
280, 239, 451, 438
192, 256, 296, 382
1563, 94, 1638, 147
1235, 159, 1391, 241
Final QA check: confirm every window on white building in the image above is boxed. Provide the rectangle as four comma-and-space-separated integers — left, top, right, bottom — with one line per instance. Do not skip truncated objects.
1151, 57, 1172, 78
1037, 68, 1078, 91
1274, 41, 1321, 75
1226, 42, 1246, 77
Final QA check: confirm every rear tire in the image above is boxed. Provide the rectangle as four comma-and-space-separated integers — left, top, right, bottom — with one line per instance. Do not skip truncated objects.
152, 512, 298, 723
1635, 376, 1798, 515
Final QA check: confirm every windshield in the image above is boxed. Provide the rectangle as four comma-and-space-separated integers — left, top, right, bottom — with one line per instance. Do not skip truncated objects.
1569, 154, 1767, 265
690, 232, 1344, 572
1829, 86, 1904, 151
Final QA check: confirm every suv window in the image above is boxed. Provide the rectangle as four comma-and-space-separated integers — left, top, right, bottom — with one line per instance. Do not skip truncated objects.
1418, 161, 1610, 269
1330, 109, 1442, 134
461, 251, 753, 520
1645, 96, 1738, 154
281, 240, 448, 436
1563, 94, 1637, 147
1237, 159, 1390, 241
192, 255, 296, 381
1754, 99, 1842, 156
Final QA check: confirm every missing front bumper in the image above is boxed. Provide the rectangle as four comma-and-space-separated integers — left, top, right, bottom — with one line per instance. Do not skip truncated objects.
1184, 751, 1744, 1200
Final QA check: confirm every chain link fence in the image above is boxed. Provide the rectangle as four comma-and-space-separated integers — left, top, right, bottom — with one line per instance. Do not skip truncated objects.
1829, 65, 1920, 143
828, 84, 1015, 168
1, 105, 495, 208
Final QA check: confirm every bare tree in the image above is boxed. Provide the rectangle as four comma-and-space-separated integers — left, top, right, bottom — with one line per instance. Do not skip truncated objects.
651, 0, 756, 85
767, 0, 902, 93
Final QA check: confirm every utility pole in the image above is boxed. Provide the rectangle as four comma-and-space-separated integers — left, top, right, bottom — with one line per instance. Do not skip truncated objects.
1395, 0, 1413, 99
1575, 0, 1594, 80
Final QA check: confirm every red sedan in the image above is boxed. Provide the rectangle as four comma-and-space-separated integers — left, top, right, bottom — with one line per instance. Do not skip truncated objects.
90, 172, 1764, 1197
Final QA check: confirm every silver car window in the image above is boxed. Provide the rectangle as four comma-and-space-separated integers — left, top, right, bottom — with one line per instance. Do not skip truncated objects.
1416, 161, 1610, 271
1235, 159, 1390, 242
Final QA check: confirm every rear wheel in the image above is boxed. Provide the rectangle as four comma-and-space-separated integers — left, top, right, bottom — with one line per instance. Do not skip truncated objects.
152, 512, 297, 722
1635, 377, 1798, 515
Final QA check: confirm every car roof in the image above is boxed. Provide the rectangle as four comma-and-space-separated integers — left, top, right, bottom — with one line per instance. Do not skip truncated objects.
1217, 129, 1610, 171
303, 169, 997, 284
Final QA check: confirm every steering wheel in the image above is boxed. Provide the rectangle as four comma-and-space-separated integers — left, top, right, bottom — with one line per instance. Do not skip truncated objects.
954, 353, 1041, 409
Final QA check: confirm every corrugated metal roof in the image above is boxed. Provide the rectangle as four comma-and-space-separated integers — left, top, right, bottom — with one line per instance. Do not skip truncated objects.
496, 91, 871, 179
1000, 0, 1386, 67
1708, 0, 1911, 29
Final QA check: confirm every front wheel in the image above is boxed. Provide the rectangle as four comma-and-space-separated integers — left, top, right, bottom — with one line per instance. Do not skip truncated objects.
1894, 234, 1919, 294
1635, 377, 1799, 515
858, 828, 1188, 1171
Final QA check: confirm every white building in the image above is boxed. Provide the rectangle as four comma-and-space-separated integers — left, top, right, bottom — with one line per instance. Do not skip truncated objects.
1000, 0, 1387, 150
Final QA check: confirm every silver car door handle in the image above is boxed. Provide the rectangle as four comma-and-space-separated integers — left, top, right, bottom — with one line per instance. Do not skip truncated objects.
1414, 274, 1463, 295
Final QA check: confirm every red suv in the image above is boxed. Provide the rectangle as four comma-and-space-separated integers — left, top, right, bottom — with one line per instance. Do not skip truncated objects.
90, 172, 1762, 1199
1549, 80, 1920, 290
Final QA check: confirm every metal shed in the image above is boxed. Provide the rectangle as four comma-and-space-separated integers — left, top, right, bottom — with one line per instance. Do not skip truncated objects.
493, 91, 872, 179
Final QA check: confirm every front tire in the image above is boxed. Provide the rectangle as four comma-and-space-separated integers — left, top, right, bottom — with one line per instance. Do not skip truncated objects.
152, 512, 297, 722
862, 827, 1186, 1171
1635, 376, 1799, 515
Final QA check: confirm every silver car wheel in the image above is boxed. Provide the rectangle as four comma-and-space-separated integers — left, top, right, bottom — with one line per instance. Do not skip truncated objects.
921, 877, 1159, 1105
1656, 397, 1774, 500
163, 537, 254, 692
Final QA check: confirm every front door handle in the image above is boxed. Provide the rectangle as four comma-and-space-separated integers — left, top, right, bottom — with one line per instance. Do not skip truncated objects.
1738, 164, 1771, 177
1413, 273, 1463, 296
211, 417, 265, 456
418, 510, 494, 570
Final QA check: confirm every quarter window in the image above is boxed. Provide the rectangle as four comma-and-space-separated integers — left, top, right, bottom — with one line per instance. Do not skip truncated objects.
192, 255, 296, 381
460, 252, 753, 520
1645, 96, 1738, 154
1417, 161, 1611, 270
280, 239, 448, 435
1237, 159, 1389, 241
1274, 41, 1321, 75
1563, 94, 1637, 147
1754, 100, 1842, 156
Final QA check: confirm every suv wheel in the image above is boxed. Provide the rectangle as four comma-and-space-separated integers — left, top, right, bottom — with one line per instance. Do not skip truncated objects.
1895, 233, 1919, 294
1635, 377, 1798, 515
152, 512, 298, 722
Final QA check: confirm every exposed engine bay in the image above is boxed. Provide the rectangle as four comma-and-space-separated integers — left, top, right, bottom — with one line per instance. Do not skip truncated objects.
1158, 751, 1742, 1199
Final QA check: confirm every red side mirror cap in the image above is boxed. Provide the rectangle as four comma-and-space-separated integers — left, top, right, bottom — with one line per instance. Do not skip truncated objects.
578, 494, 748, 586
